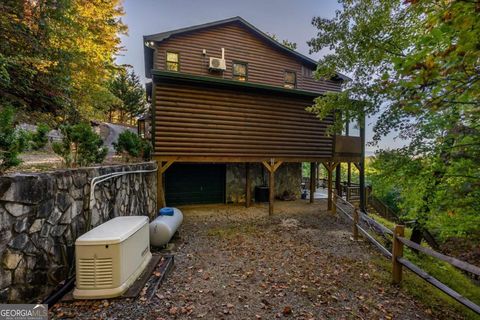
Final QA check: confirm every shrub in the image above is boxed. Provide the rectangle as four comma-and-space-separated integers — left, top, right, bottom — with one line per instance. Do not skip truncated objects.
113, 130, 151, 161
52, 123, 108, 167
0, 107, 29, 174
29, 123, 50, 150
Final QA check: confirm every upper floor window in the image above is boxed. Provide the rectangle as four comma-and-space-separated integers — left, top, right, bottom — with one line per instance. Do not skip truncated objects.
284, 71, 296, 89
166, 51, 179, 71
302, 66, 313, 78
232, 62, 247, 81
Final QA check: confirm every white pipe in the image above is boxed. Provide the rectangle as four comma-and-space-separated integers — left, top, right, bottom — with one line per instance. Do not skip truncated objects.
221, 48, 225, 59
87, 166, 158, 231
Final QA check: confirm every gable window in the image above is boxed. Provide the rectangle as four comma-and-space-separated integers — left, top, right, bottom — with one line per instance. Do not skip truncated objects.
284, 71, 296, 89
232, 62, 247, 81
166, 51, 179, 71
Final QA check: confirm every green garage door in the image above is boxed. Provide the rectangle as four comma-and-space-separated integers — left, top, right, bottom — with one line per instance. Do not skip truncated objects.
165, 163, 226, 206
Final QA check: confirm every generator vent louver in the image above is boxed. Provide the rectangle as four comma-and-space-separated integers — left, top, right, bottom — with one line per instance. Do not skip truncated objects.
78, 257, 113, 288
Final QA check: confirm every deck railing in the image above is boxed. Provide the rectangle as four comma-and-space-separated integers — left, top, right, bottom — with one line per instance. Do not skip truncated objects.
333, 193, 480, 315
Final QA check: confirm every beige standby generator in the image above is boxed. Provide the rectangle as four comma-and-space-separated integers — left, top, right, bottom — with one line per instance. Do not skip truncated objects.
73, 216, 152, 299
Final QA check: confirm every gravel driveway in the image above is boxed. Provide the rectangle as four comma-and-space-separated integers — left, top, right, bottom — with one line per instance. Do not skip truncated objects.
50, 200, 464, 319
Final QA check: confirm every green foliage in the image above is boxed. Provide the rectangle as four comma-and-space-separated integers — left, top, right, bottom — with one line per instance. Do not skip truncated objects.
308, 0, 480, 239
108, 67, 147, 124
0, 107, 29, 173
113, 130, 151, 161
266, 33, 297, 50
0, 0, 126, 120
52, 123, 107, 167
29, 124, 50, 150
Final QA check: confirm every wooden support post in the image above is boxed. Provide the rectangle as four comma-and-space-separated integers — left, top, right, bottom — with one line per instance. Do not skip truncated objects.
269, 167, 275, 215
317, 162, 321, 188
325, 163, 333, 211
245, 163, 251, 208
157, 167, 165, 210
353, 207, 359, 240
347, 162, 352, 186
156, 160, 174, 210
262, 160, 283, 216
335, 163, 342, 197
310, 162, 316, 203
392, 225, 405, 284
359, 114, 366, 212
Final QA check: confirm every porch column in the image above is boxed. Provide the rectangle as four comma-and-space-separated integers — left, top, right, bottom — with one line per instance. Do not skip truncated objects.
245, 162, 251, 208
359, 113, 366, 212
347, 162, 352, 186
310, 162, 316, 203
262, 160, 283, 216
335, 163, 342, 197
156, 160, 175, 210
323, 162, 338, 211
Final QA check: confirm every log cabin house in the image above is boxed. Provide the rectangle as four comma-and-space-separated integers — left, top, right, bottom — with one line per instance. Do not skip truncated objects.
143, 17, 365, 214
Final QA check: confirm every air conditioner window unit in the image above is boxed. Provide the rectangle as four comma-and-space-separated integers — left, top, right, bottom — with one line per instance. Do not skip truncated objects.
73, 216, 152, 299
209, 57, 226, 71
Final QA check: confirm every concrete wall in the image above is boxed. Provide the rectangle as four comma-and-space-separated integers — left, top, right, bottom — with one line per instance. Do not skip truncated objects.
0, 162, 157, 303
226, 163, 302, 203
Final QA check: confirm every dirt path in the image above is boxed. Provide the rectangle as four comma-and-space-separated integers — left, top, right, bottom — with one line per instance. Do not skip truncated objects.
51, 201, 464, 319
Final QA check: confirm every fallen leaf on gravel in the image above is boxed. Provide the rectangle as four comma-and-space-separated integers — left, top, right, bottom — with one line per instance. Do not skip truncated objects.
154, 271, 161, 277
283, 306, 292, 315
168, 306, 178, 315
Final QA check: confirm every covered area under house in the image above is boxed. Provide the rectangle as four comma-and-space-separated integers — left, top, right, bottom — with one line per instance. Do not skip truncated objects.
151, 71, 366, 215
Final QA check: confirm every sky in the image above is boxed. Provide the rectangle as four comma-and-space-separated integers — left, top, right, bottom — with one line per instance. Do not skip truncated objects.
117, 0, 407, 155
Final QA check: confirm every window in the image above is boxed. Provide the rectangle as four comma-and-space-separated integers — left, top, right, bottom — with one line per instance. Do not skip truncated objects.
166, 52, 179, 71
232, 62, 247, 81
284, 71, 296, 89
302, 66, 313, 78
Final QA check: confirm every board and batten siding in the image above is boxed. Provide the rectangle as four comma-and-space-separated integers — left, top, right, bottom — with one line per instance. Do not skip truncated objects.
153, 22, 341, 94
153, 82, 334, 160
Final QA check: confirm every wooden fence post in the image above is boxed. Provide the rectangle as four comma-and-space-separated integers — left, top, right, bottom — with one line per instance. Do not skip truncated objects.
392, 225, 405, 284
353, 207, 359, 241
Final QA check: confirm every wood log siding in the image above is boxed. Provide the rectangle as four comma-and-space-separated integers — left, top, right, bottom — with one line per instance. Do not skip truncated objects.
153, 82, 334, 160
153, 22, 341, 94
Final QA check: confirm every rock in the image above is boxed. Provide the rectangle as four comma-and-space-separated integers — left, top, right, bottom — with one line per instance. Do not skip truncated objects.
56, 192, 73, 213
25, 256, 36, 270
5, 203, 32, 217
29, 219, 44, 234
40, 223, 52, 238
3, 251, 23, 270
0, 229, 12, 254
8, 287, 22, 302
0, 268, 12, 289
51, 225, 67, 237
13, 258, 27, 284
0, 288, 9, 302
47, 265, 65, 283
47, 208, 62, 225
14, 218, 28, 233
72, 172, 88, 188
71, 187, 84, 200
0, 175, 51, 204
56, 174, 72, 190
37, 199, 54, 219
8, 234, 29, 251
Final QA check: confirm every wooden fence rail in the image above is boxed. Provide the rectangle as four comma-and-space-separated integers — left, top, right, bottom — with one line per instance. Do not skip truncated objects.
333, 193, 480, 315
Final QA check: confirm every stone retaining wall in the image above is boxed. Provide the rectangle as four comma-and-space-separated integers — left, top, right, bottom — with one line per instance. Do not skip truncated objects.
226, 163, 302, 203
0, 162, 157, 303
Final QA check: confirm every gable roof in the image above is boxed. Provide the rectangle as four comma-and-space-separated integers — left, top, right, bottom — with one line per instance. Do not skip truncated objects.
143, 16, 350, 81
